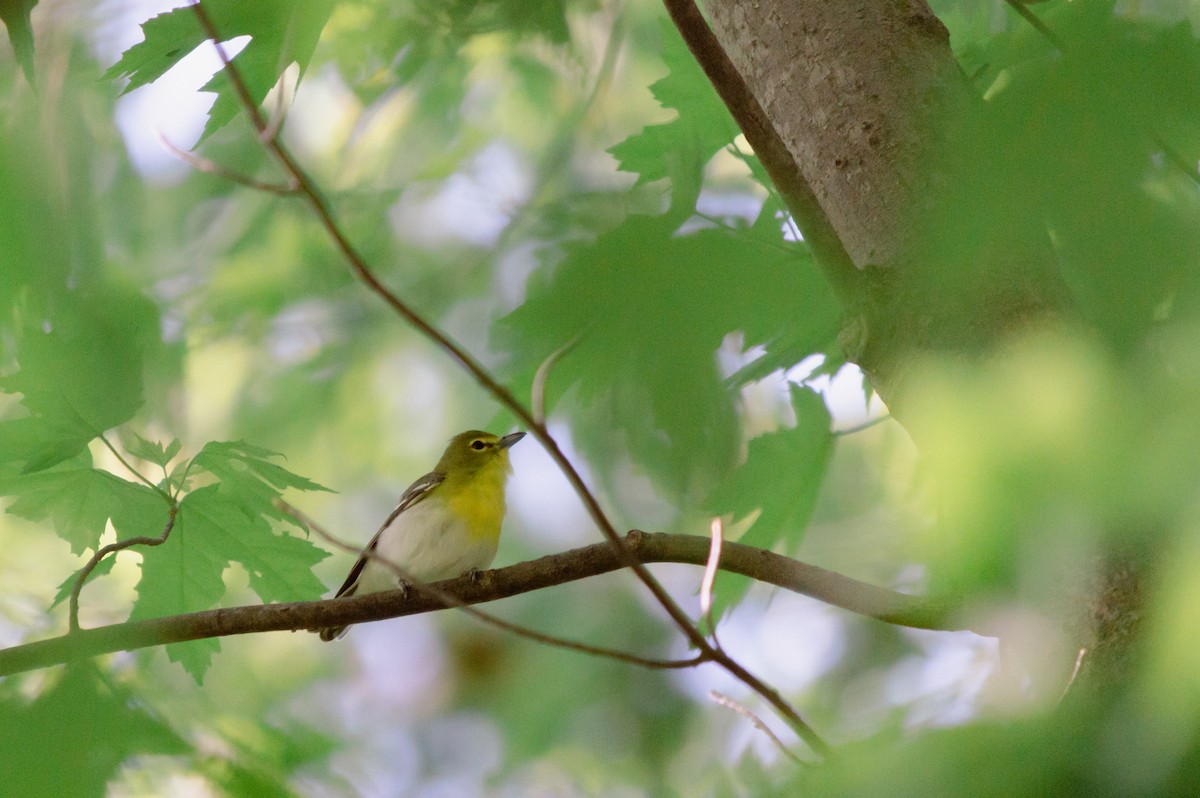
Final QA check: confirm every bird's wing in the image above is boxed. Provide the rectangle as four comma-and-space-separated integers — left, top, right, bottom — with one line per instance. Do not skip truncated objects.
331, 470, 446, 598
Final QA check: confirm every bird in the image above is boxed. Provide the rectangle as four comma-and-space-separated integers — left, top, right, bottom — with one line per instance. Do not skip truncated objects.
317, 429, 525, 641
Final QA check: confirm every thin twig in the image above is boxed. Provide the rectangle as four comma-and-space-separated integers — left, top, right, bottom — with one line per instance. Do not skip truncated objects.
700, 517, 723, 641
1057, 646, 1087, 705
189, 0, 701, 651
724, 140, 805, 247
1004, 0, 1066, 52
77, 435, 179, 631
833, 413, 892, 437
188, 0, 704, 656
531, 333, 584, 425
691, 209, 797, 255
158, 132, 299, 195
259, 68, 290, 145
278, 501, 701, 670
710, 690, 808, 765
190, 1, 829, 757
99, 434, 171, 501
69, 505, 178, 632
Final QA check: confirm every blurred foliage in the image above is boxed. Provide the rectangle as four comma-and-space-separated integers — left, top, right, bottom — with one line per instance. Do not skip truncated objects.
499, 213, 833, 504
609, 19, 737, 186
790, 680, 1200, 797
0, 0, 35, 82
0, 665, 187, 798
0, 0, 1198, 796
702, 385, 832, 616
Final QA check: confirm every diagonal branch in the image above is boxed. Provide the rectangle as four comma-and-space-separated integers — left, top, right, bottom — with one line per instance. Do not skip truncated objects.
1, 531, 971, 678
1003, 0, 1065, 52
710, 690, 808, 765
189, 0, 829, 755
159, 131, 300, 195
185, 0, 694, 658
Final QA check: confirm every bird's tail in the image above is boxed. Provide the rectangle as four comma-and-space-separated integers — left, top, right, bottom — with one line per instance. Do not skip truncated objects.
317, 625, 349, 642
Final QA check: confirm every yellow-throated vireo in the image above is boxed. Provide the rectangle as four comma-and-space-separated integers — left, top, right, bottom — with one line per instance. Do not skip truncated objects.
318, 429, 525, 641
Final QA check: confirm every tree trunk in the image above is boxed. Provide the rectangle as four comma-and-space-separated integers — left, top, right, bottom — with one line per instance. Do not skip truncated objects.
696, 0, 1136, 688
705, 0, 961, 270
703, 0, 1066, 410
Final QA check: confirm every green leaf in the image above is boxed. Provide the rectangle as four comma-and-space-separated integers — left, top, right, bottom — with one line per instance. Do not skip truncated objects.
702, 385, 833, 615
103, 0, 335, 141
706, 385, 833, 549
100, 3, 203, 93
165, 457, 194, 495
608, 20, 737, 186
205, 724, 341, 798
181, 486, 328, 604
163, 438, 183, 466
0, 285, 158, 472
190, 439, 331, 523
0, 0, 36, 83
0, 417, 96, 475
132, 484, 327, 681
131, 493, 228, 682
49, 556, 114, 610
166, 637, 222, 685
0, 665, 186, 798
0, 102, 161, 476
133, 490, 228, 619
124, 433, 182, 468
500, 212, 834, 499
931, 6, 1200, 352
0, 455, 167, 555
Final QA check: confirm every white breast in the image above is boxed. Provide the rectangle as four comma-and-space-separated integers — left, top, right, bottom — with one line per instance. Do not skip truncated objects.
353, 498, 500, 595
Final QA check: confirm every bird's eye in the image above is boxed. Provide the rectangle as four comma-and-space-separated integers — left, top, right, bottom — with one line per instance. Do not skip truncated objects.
471, 440, 487, 450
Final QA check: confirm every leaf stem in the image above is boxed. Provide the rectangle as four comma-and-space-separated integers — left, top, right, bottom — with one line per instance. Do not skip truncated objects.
99, 434, 172, 502
69, 505, 178, 632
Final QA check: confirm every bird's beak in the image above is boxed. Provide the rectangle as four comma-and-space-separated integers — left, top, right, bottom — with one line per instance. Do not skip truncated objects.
498, 431, 526, 449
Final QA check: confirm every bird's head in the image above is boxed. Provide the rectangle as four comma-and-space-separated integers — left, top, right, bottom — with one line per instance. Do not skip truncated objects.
436, 429, 525, 477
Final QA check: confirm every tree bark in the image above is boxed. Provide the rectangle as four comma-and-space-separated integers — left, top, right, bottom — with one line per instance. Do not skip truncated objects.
0, 532, 968, 677
701, 0, 1066, 411
705, 0, 963, 271
692, 0, 1135, 688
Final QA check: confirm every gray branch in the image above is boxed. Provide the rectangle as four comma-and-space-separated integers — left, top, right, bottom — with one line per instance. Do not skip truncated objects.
0, 531, 969, 677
